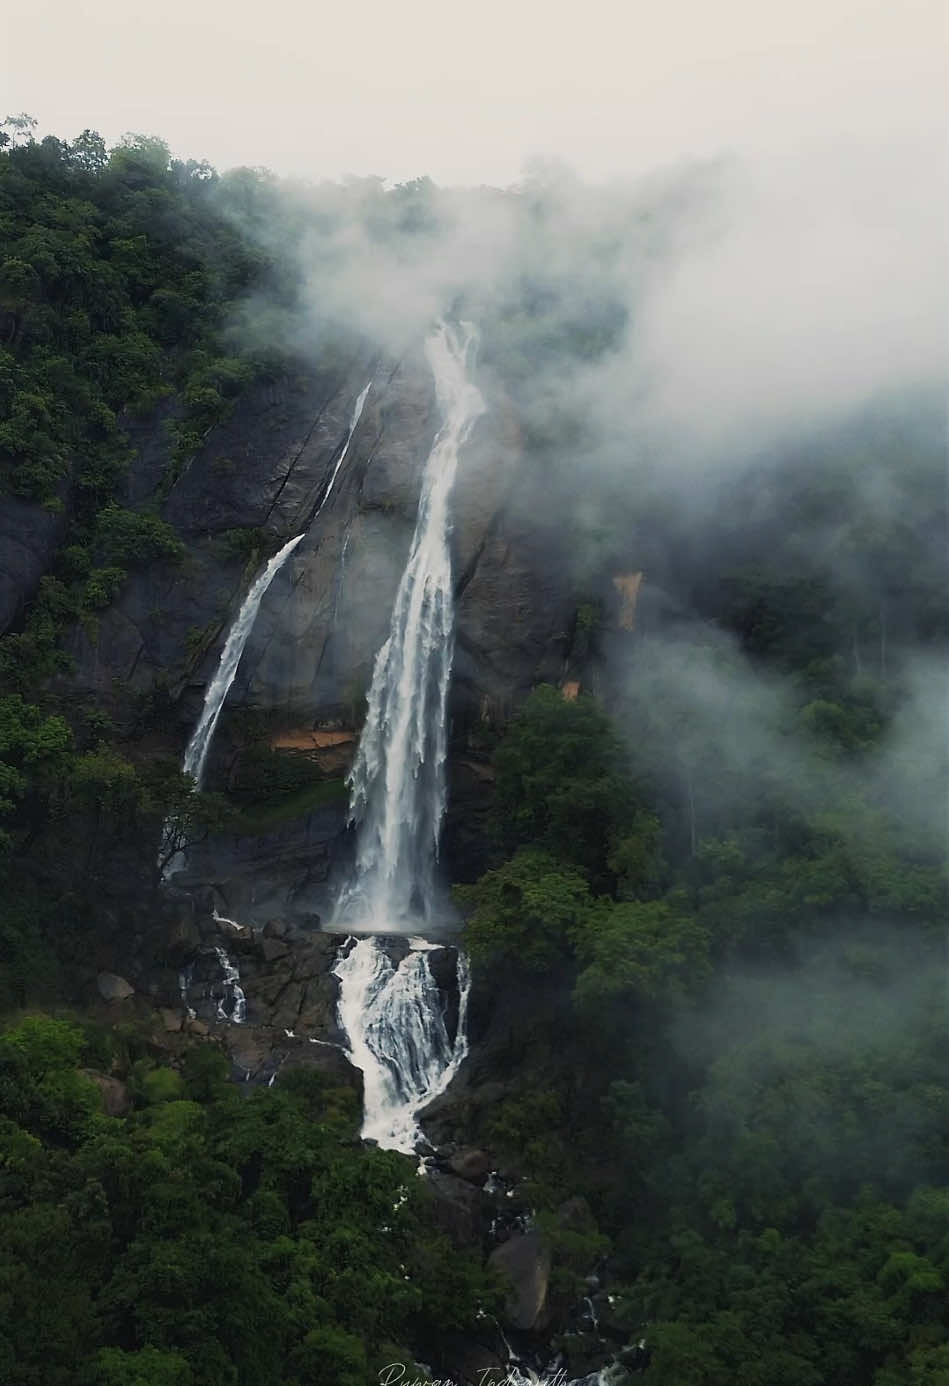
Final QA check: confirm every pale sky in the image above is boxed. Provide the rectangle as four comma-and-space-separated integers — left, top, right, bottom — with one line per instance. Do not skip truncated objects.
5, 0, 945, 184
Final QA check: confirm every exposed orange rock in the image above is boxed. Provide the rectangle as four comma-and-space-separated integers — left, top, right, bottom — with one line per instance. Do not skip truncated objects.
612, 571, 644, 630
562, 680, 580, 701
270, 729, 354, 751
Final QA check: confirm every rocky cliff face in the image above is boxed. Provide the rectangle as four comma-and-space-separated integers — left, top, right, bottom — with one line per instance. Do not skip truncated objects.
65, 338, 571, 755
48, 335, 573, 924
0, 493, 68, 634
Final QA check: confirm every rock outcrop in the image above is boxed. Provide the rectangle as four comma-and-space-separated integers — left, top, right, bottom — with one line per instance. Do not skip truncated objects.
96, 971, 134, 1001
80, 1069, 131, 1117
0, 494, 68, 635
57, 336, 571, 761
489, 1228, 553, 1331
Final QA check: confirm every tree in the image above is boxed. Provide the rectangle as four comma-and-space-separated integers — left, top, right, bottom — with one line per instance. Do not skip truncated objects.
573, 898, 711, 1010
493, 684, 633, 880
1, 113, 37, 147
458, 848, 594, 970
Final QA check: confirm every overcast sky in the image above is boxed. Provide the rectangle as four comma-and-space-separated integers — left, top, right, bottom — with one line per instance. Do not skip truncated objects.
6, 0, 944, 184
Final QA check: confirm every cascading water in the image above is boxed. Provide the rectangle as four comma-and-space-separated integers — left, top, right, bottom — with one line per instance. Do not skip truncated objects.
337, 322, 485, 928
321, 382, 370, 510
159, 531, 304, 882
333, 321, 485, 1152
334, 937, 470, 1150
176, 377, 372, 800
167, 380, 371, 1024
180, 532, 305, 793
175, 377, 372, 805
213, 945, 247, 1023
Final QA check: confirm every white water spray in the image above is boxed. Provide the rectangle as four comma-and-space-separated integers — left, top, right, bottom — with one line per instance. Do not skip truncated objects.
213, 945, 246, 1023
334, 937, 470, 1151
333, 321, 484, 1151
321, 382, 370, 511
165, 382, 370, 1027
337, 323, 485, 928
177, 378, 371, 800
181, 533, 304, 791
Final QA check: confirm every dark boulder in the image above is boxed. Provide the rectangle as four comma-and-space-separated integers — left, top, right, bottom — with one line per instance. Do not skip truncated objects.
488, 1228, 553, 1331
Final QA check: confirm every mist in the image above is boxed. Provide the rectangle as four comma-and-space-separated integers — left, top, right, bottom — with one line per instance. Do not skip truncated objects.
216, 129, 945, 466
205, 120, 947, 905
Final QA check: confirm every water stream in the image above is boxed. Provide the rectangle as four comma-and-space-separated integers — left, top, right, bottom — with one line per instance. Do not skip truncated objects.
333, 321, 485, 1151
167, 380, 371, 1014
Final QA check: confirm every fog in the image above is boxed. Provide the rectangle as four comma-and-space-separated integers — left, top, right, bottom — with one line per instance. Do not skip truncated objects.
9, 0, 943, 185
197, 95, 947, 883
13, 0, 946, 1007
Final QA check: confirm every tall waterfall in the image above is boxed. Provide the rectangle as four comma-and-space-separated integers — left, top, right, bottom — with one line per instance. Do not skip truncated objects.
337, 322, 485, 928
180, 533, 305, 791
333, 321, 484, 1152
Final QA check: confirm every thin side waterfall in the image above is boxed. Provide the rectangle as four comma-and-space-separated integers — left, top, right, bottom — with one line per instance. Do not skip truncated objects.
181, 532, 305, 792
160, 531, 304, 884
333, 321, 485, 1152
166, 381, 371, 1027
321, 381, 371, 510
178, 379, 372, 796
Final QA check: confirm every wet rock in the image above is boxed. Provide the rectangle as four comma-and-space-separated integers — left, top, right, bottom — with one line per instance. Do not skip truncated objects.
269, 980, 306, 1032
430, 1335, 508, 1386
262, 918, 289, 939
97, 972, 134, 1001
224, 1024, 360, 1098
164, 896, 202, 959
180, 804, 349, 932
425, 1168, 484, 1246
259, 935, 290, 963
159, 1007, 183, 1033
448, 1147, 493, 1183
0, 493, 68, 635
426, 946, 462, 1047
488, 1228, 553, 1331
81, 1070, 130, 1117
442, 755, 496, 884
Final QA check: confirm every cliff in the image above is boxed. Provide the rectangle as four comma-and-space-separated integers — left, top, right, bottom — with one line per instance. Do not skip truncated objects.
63, 342, 570, 747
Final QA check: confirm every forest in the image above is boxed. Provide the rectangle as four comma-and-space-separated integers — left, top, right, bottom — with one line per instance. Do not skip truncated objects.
0, 116, 946, 1385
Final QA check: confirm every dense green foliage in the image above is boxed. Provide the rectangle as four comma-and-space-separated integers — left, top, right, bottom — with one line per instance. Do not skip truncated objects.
0, 119, 281, 1004
461, 681, 946, 1381
0, 1016, 495, 1385
0, 115, 946, 1384
458, 414, 947, 1381
0, 120, 276, 693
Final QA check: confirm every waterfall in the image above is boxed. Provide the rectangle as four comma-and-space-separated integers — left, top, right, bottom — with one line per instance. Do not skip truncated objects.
213, 945, 247, 1023
163, 378, 371, 861
180, 533, 305, 792
165, 381, 371, 1028
178, 379, 371, 798
178, 379, 372, 795
321, 381, 371, 510
337, 322, 485, 928
333, 321, 485, 1152
334, 937, 470, 1151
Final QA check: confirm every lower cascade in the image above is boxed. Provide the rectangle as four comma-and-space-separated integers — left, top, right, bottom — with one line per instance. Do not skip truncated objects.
334, 937, 470, 1151
333, 320, 485, 1151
